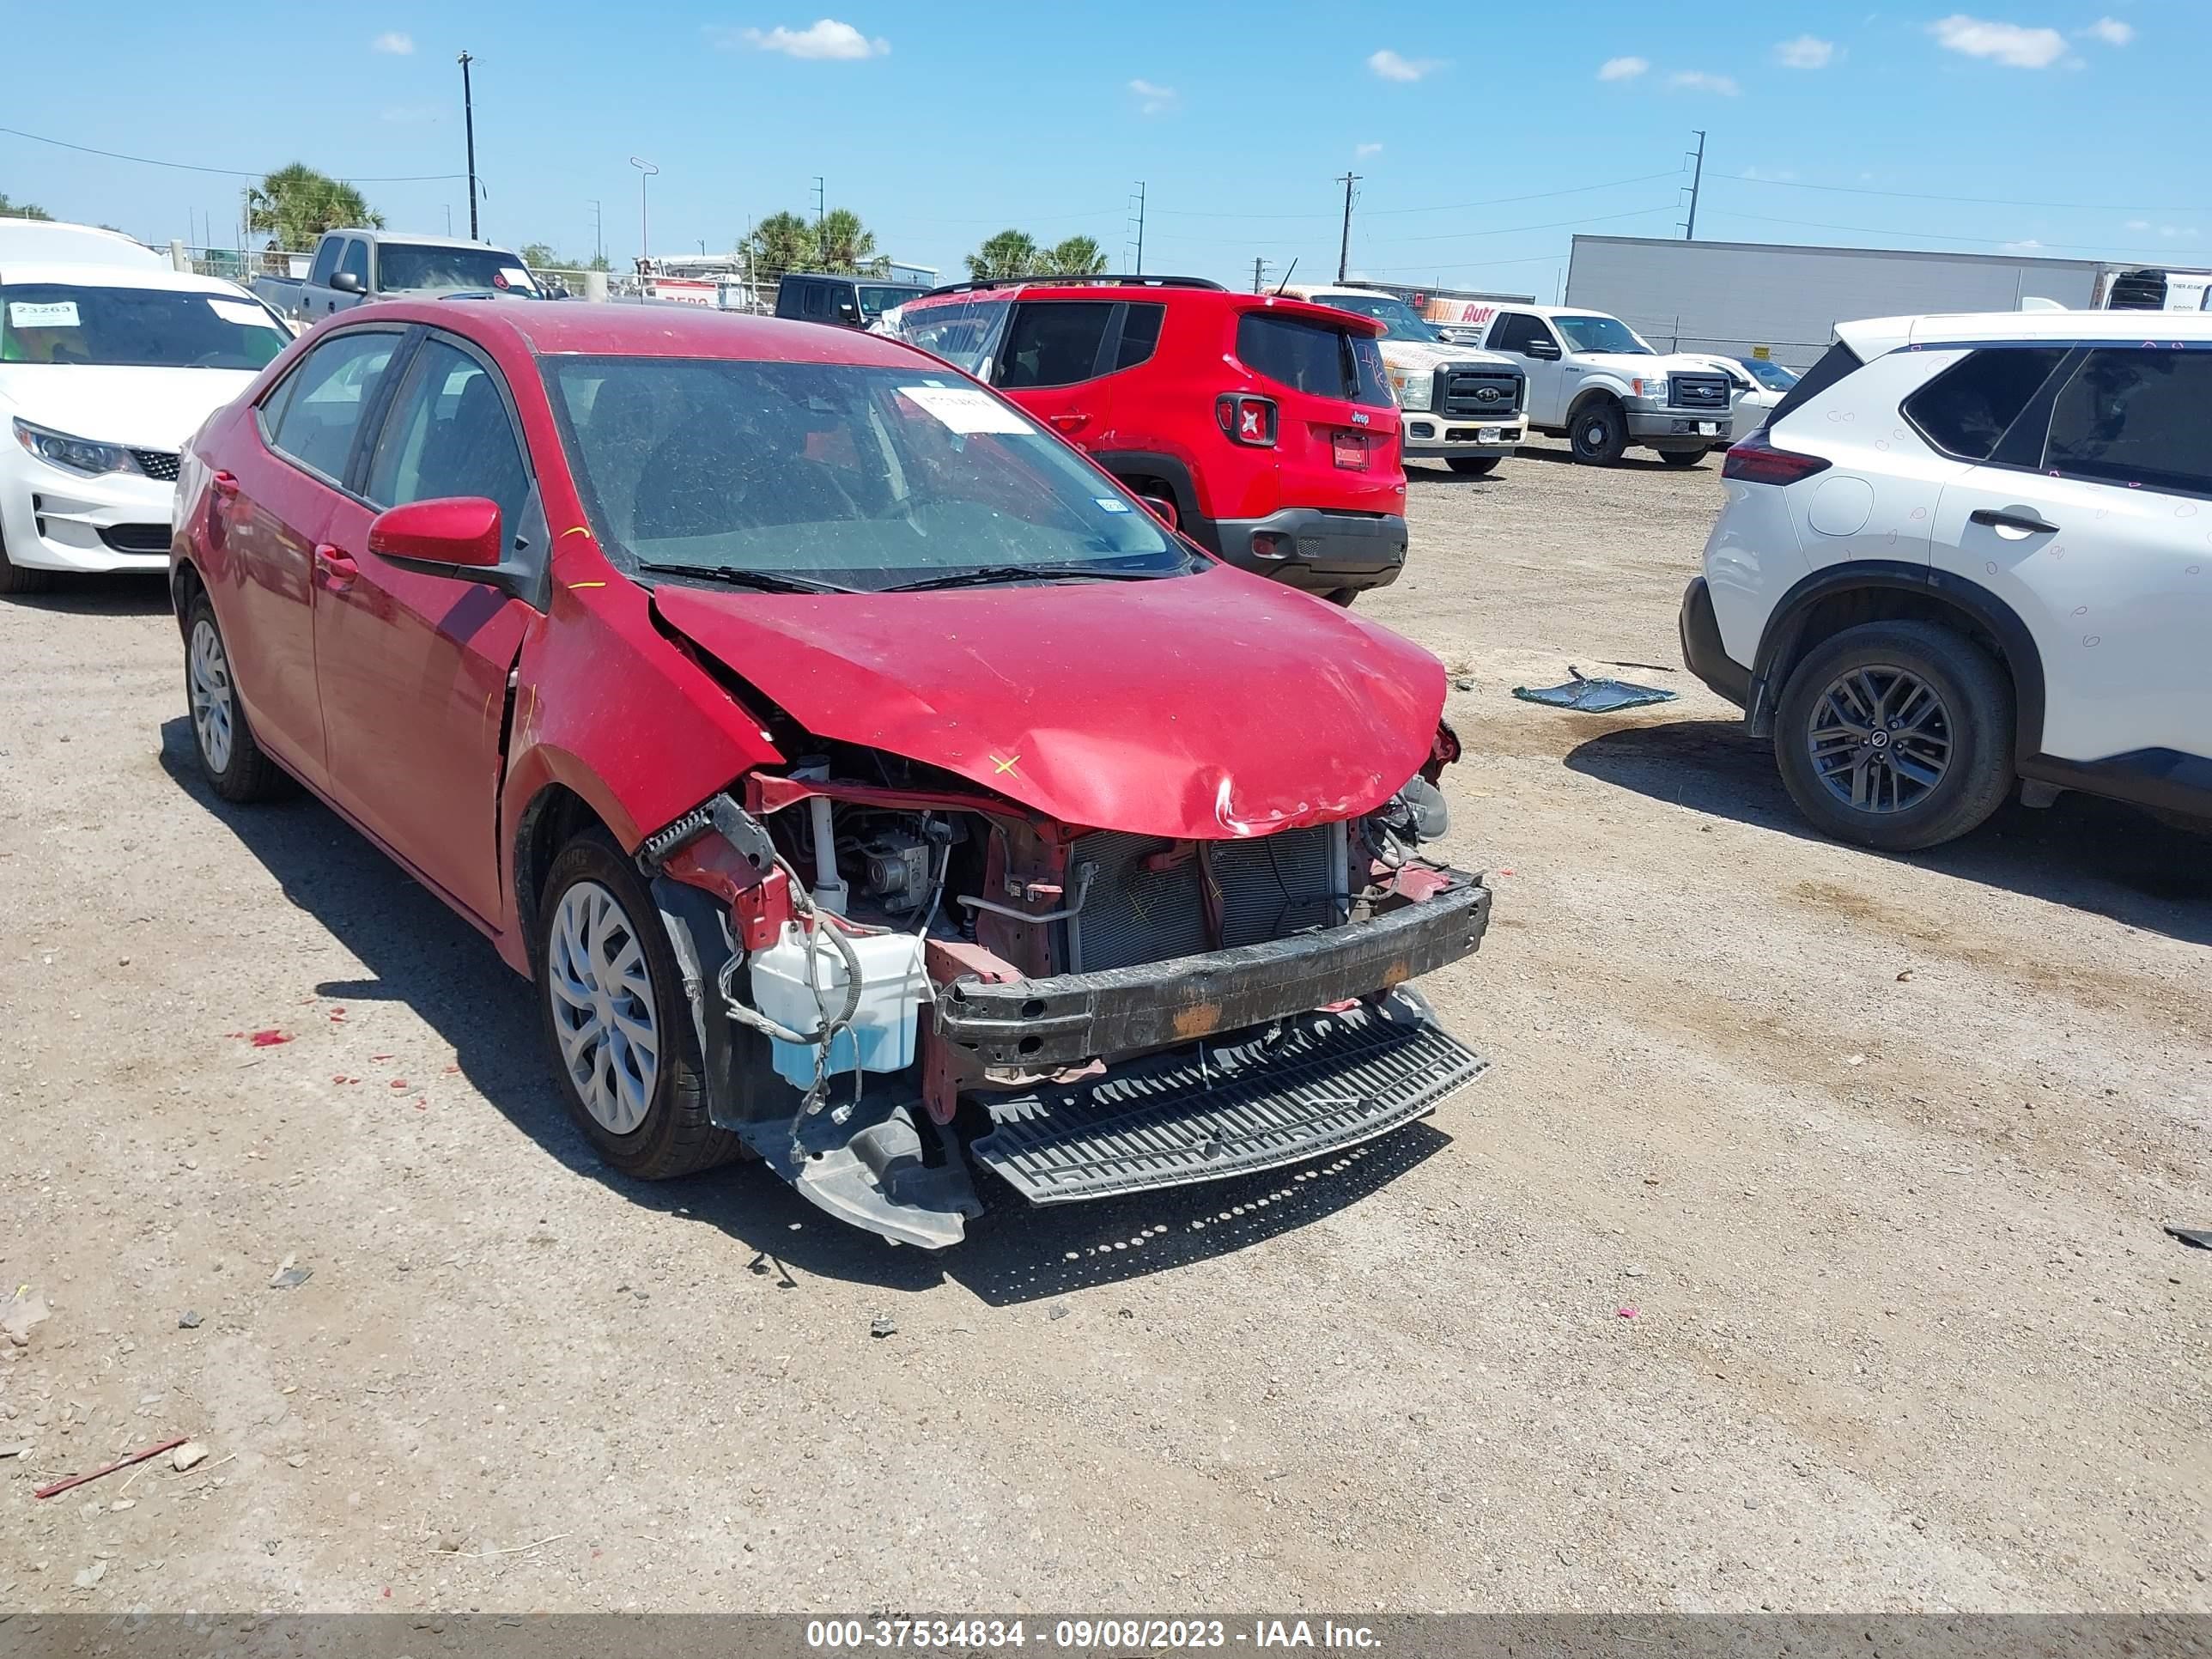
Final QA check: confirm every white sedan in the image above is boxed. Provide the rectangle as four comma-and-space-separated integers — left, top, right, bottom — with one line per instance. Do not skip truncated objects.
1, 263, 289, 593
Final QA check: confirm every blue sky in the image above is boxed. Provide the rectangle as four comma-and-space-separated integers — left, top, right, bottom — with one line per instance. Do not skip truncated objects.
4, 3, 2204, 299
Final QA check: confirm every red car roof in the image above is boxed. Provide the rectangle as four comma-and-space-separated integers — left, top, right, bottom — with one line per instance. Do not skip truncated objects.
327, 298, 934, 365
900, 283, 1387, 337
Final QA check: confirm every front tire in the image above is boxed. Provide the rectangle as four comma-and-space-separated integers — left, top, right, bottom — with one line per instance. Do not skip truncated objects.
1773, 620, 2014, 852
1568, 400, 1628, 465
537, 830, 741, 1180
1446, 455, 1500, 477
185, 592, 290, 802
0, 527, 54, 596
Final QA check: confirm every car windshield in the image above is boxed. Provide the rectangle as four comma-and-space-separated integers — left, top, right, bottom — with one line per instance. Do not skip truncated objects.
0, 283, 289, 368
892, 298, 1009, 372
1553, 313, 1652, 356
1737, 356, 1799, 391
374, 243, 542, 295
545, 356, 1187, 592
1313, 293, 1443, 343
858, 284, 929, 319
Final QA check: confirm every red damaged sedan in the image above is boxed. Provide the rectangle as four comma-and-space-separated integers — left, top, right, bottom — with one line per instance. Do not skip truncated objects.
170, 300, 1489, 1247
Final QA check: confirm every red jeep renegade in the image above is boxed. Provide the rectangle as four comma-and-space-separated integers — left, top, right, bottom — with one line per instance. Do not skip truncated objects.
884, 276, 1408, 601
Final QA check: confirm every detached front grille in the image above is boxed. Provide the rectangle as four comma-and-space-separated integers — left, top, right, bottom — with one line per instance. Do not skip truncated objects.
99, 523, 172, 555
1433, 365, 1523, 420
131, 449, 181, 481
1668, 374, 1730, 411
1065, 825, 1345, 974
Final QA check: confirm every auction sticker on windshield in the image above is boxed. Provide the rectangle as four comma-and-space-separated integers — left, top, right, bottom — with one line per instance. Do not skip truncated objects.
205, 298, 270, 328
898, 385, 1035, 435
8, 301, 80, 329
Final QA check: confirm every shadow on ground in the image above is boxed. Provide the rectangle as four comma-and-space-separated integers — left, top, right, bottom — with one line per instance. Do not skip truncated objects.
1510, 444, 1714, 475
4, 573, 171, 618
158, 716, 1449, 1305
1567, 717, 2212, 947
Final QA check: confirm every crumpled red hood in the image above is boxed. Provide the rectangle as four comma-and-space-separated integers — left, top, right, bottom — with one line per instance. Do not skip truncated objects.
651, 564, 1444, 840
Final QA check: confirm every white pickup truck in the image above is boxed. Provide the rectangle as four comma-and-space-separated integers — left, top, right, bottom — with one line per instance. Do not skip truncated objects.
1280, 285, 1527, 477
1431, 301, 1735, 466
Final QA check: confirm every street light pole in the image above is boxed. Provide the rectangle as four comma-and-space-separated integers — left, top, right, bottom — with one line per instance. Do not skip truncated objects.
629, 157, 658, 272
458, 52, 479, 241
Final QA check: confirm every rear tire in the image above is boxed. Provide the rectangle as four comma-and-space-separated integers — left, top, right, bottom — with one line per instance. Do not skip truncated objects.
0, 528, 54, 596
1568, 400, 1628, 465
1658, 449, 1705, 469
537, 829, 742, 1181
185, 592, 291, 803
1446, 456, 1500, 477
1773, 620, 2014, 853
1323, 587, 1358, 608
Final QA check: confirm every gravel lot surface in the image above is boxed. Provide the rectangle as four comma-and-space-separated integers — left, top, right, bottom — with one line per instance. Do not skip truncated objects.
3, 439, 2206, 1614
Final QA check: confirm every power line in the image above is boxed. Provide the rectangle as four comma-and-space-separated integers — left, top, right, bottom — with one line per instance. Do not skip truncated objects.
1726, 173, 2209, 215
1364, 204, 1677, 249
0, 122, 467, 183
1704, 207, 2206, 259
1151, 169, 1683, 222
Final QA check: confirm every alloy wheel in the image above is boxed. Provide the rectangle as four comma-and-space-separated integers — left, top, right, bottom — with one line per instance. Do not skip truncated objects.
545, 880, 661, 1134
188, 617, 235, 774
1806, 665, 1953, 814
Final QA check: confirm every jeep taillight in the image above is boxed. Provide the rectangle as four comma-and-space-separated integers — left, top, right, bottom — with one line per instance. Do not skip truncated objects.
1721, 428, 1831, 485
1216, 393, 1278, 447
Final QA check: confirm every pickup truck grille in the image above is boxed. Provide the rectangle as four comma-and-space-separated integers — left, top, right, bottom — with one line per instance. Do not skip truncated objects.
1668, 374, 1730, 412
1065, 825, 1345, 974
1433, 366, 1524, 419
131, 449, 181, 482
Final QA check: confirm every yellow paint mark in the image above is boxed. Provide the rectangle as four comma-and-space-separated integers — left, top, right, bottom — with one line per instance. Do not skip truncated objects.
1380, 960, 1410, 988
1171, 1002, 1224, 1040
559, 526, 593, 539
990, 752, 1021, 776
566, 580, 607, 589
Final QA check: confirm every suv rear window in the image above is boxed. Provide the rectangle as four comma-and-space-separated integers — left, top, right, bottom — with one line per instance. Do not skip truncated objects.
1765, 340, 1863, 427
1902, 346, 2067, 460
2039, 348, 2212, 496
1236, 313, 1392, 407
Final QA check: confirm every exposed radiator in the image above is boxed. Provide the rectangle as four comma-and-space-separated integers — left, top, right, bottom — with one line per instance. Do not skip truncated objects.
1063, 824, 1347, 973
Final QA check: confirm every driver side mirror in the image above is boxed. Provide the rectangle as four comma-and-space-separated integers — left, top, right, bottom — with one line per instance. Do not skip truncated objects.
329, 271, 364, 295
1522, 337, 1562, 361
368, 497, 540, 605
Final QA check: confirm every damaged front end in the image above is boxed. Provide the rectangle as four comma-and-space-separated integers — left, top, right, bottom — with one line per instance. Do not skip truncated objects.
641, 732, 1489, 1249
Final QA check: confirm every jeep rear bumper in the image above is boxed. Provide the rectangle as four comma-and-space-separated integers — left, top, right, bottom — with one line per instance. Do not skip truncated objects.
1206, 507, 1409, 594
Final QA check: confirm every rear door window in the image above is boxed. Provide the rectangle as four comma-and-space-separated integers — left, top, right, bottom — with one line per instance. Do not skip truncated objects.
997, 301, 1115, 389
2038, 348, 2212, 495
1237, 312, 1393, 406
264, 329, 401, 485
1902, 346, 2067, 460
1113, 302, 1166, 372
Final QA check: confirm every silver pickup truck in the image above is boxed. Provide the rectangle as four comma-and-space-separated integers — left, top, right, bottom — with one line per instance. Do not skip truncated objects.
251, 229, 544, 323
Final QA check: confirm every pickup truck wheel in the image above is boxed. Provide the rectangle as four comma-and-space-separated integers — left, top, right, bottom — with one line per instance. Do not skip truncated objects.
1773, 620, 2014, 853
1446, 456, 1499, 477
184, 593, 291, 802
1568, 400, 1628, 465
537, 830, 741, 1181
1658, 449, 1705, 469
0, 528, 54, 596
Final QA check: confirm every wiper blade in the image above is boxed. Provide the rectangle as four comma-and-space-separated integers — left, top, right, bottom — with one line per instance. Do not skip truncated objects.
635, 561, 858, 595
884, 562, 1176, 593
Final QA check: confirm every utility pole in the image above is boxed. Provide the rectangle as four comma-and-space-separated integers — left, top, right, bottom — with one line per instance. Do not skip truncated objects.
458, 52, 479, 240
812, 176, 825, 249
1335, 173, 1360, 283
630, 156, 658, 270
589, 199, 604, 267
1251, 256, 1269, 294
1129, 180, 1147, 276
1684, 129, 1706, 241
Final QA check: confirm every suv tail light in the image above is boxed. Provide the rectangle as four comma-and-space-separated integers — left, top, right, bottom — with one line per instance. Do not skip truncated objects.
1216, 393, 1278, 447
1721, 427, 1832, 485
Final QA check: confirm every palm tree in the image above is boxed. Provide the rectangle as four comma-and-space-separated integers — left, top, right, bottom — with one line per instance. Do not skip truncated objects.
247, 164, 381, 252
966, 228, 1039, 281
746, 211, 818, 281
815, 207, 879, 274
1041, 234, 1108, 276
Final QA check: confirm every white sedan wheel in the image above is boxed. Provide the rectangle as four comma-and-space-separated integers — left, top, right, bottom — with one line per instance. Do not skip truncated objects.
544, 879, 661, 1135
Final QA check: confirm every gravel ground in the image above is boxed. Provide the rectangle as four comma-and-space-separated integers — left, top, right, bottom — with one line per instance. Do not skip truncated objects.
2, 439, 2206, 1614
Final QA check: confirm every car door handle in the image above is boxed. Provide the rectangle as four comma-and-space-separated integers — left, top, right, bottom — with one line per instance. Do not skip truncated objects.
211, 471, 240, 498
313, 544, 358, 589
1048, 412, 1091, 434
1970, 507, 2059, 537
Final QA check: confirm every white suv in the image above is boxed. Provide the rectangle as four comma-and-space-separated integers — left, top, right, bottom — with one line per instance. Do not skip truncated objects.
1681, 308, 2212, 850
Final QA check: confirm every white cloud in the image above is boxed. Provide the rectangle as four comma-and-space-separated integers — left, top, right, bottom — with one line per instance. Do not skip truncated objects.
2160, 224, 2200, 240
1128, 78, 1178, 115
1775, 34, 1835, 68
1596, 55, 1649, 82
725, 19, 889, 59
2125, 218, 2152, 230
2001, 239, 2046, 252
1740, 166, 1799, 182
2081, 16, 2134, 45
372, 30, 413, 53
1668, 70, 1741, 94
1368, 49, 1443, 82
1928, 15, 2068, 68
1355, 142, 1384, 158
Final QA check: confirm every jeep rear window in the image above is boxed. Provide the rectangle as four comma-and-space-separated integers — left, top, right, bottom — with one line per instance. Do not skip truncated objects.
1902, 346, 2067, 460
1236, 313, 1394, 408
1765, 340, 1864, 426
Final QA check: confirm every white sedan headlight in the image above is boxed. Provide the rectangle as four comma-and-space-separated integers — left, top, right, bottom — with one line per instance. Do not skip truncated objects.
12, 417, 137, 477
